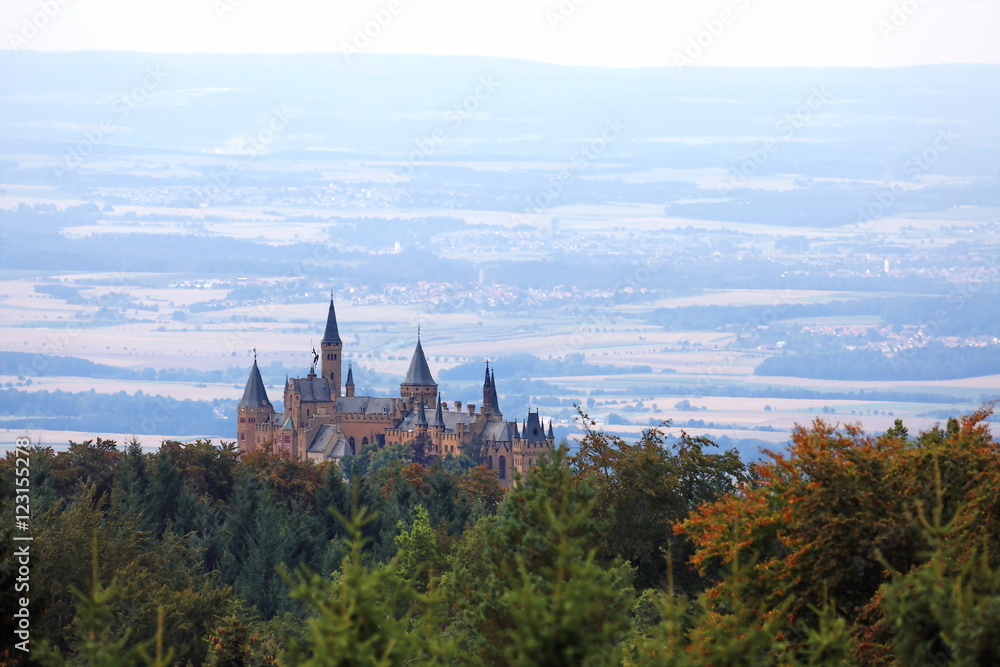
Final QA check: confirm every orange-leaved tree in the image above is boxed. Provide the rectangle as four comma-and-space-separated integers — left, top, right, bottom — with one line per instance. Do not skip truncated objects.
677, 407, 999, 661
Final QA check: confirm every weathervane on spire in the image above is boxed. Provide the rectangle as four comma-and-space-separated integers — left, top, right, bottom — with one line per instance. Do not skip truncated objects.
311, 339, 319, 369
253, 347, 257, 362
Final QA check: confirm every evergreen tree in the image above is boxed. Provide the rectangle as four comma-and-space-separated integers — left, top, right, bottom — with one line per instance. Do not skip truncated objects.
110, 437, 150, 520
449, 447, 634, 665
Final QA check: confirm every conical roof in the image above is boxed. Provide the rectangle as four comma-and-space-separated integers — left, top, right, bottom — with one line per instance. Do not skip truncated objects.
321, 298, 342, 344
403, 339, 436, 386
432, 394, 445, 428
282, 416, 295, 430
547, 420, 555, 439
415, 401, 429, 427
238, 360, 271, 408
346, 364, 355, 386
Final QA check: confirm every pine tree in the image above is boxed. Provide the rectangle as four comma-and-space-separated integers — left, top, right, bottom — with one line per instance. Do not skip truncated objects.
449, 447, 634, 665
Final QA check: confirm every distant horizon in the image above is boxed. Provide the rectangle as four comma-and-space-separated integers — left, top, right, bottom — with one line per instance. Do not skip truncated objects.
5, 49, 1000, 71
2, 0, 998, 68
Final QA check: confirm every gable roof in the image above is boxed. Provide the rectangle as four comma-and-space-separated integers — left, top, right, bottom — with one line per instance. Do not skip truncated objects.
290, 376, 333, 403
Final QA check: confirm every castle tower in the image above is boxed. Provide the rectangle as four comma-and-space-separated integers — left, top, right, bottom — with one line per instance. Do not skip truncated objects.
237, 355, 274, 452
345, 364, 355, 397
320, 297, 343, 397
400, 333, 437, 406
481, 363, 503, 421
524, 410, 546, 443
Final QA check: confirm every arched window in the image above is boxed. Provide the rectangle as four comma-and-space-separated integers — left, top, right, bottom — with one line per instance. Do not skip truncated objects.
488, 455, 493, 469
349, 437, 356, 455
361, 437, 369, 447
498, 456, 507, 480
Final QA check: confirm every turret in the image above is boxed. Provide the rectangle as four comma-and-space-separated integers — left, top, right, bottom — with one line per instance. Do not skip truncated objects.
237, 355, 274, 452
400, 332, 437, 406
320, 297, 343, 397
415, 401, 429, 433
431, 394, 446, 432
345, 364, 355, 398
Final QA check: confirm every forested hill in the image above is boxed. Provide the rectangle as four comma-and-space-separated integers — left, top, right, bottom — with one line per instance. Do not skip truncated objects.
1, 410, 996, 664
755, 344, 1000, 381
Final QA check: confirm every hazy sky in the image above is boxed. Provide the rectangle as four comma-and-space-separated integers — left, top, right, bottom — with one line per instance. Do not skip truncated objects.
2, 0, 999, 67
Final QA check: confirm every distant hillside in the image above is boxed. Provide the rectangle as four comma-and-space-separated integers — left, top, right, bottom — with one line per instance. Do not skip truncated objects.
2, 53, 997, 179
0, 387, 230, 436
754, 344, 1000, 381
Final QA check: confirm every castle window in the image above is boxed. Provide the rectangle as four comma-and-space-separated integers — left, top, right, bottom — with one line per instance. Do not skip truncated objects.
498, 456, 507, 480
488, 455, 493, 469
362, 437, 368, 446
349, 437, 356, 455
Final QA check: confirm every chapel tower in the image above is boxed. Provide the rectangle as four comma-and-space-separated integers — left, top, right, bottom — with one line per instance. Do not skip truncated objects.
320, 297, 343, 397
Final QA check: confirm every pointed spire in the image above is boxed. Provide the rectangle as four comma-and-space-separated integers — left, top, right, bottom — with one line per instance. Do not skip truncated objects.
403, 337, 436, 386
432, 393, 445, 429
322, 297, 341, 344
489, 369, 500, 412
415, 401, 429, 427
512, 420, 520, 439
547, 420, 554, 439
238, 358, 271, 407
346, 364, 355, 386
282, 415, 295, 430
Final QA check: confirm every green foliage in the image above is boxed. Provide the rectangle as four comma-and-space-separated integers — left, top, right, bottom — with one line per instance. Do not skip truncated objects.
450, 446, 635, 665
34, 535, 174, 667
2, 409, 995, 664
878, 461, 1000, 667
884, 418, 909, 441
204, 607, 297, 667
394, 505, 442, 588
284, 499, 457, 666
30, 485, 231, 665
572, 412, 747, 590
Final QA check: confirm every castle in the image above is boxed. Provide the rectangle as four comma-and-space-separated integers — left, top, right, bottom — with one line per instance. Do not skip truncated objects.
236, 299, 554, 486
